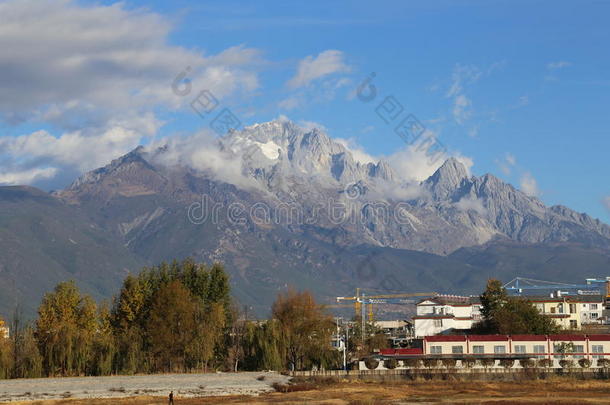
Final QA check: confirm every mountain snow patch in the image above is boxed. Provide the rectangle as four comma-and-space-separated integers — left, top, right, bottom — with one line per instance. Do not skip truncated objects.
257, 140, 281, 160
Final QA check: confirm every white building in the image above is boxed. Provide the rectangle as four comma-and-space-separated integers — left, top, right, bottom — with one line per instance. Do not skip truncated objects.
578, 296, 605, 325
413, 295, 481, 338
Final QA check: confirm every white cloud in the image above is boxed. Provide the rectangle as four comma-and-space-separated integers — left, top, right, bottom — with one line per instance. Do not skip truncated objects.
278, 96, 301, 110
547, 61, 572, 70
148, 130, 258, 190
0, 0, 265, 187
386, 130, 473, 182
603, 196, 610, 213
280, 70, 352, 110
497, 152, 517, 175
298, 120, 328, 133
452, 94, 472, 125
334, 138, 377, 164
518, 96, 530, 106
0, 113, 162, 187
467, 126, 479, 138
0, 0, 264, 126
455, 195, 487, 215
0, 167, 58, 186
361, 125, 375, 134
446, 64, 480, 125
520, 172, 540, 197
287, 50, 351, 89
446, 64, 481, 98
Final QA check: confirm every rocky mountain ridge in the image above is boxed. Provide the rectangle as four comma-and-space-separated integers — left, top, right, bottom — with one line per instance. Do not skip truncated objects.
1, 119, 608, 317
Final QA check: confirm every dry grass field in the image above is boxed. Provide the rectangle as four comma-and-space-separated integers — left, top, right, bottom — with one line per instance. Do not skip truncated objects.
9, 377, 610, 404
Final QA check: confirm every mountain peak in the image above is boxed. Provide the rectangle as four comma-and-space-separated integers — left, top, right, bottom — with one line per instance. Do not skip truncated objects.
424, 158, 469, 200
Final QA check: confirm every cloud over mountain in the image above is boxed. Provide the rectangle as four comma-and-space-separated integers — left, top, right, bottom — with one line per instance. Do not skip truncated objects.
0, 0, 264, 187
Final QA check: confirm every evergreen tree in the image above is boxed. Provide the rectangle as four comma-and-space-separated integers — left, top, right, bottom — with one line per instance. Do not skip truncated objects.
476, 278, 559, 335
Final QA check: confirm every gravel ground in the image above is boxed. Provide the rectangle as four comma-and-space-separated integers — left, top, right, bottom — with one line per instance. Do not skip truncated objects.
0, 371, 290, 402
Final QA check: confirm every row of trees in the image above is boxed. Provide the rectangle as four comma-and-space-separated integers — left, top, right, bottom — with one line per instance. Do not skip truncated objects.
366, 357, 607, 370
0, 259, 338, 378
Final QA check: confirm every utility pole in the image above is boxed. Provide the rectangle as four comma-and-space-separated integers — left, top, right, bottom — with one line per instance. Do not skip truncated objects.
361, 292, 366, 346
343, 322, 349, 371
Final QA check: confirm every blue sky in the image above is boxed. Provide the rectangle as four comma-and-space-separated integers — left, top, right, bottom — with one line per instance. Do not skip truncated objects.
0, 0, 608, 222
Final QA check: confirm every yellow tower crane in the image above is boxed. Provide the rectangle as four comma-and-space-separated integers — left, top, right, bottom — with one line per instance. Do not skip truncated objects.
336, 288, 436, 322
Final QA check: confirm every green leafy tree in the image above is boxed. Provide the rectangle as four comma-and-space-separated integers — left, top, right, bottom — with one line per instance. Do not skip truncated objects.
242, 320, 283, 371
475, 279, 559, 335
480, 279, 508, 320
111, 259, 233, 374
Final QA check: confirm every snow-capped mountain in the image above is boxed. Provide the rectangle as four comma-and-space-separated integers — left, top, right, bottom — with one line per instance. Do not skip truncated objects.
62, 118, 610, 256
2, 118, 609, 317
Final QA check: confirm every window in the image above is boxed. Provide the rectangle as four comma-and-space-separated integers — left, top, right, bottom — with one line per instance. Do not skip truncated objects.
591, 304, 598, 310
452, 346, 463, 354
570, 320, 578, 329
573, 345, 584, 359
591, 313, 599, 319
558, 303, 564, 314
514, 345, 526, 354
569, 304, 577, 314
494, 345, 506, 354
430, 346, 442, 354
472, 345, 484, 354
592, 345, 604, 359
550, 307, 556, 314
433, 319, 443, 327
533, 345, 545, 355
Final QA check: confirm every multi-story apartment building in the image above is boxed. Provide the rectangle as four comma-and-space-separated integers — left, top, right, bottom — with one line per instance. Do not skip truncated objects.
578, 296, 605, 325
528, 294, 605, 329
413, 293, 605, 337
412, 295, 481, 337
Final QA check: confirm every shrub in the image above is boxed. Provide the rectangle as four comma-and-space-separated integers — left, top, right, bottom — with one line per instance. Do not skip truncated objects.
499, 359, 515, 369
578, 358, 591, 369
441, 358, 457, 368
559, 359, 575, 369
384, 358, 398, 370
404, 358, 421, 369
519, 358, 535, 369
272, 381, 314, 393
479, 358, 496, 368
422, 358, 440, 368
461, 357, 476, 368
537, 358, 553, 368
364, 357, 379, 370
598, 358, 610, 368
